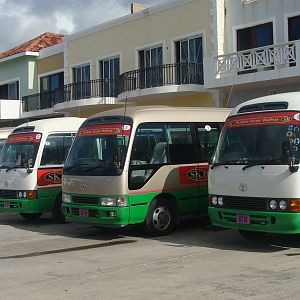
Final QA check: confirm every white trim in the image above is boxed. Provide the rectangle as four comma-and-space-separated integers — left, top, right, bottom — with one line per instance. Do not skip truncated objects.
64, 0, 197, 42
135, 40, 166, 69
170, 31, 206, 64
96, 52, 122, 79
38, 43, 64, 59
37, 68, 64, 93
0, 51, 39, 64
69, 60, 92, 82
284, 12, 300, 42
232, 17, 276, 52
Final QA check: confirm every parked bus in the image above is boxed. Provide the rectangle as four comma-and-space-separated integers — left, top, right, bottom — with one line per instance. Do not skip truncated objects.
0, 127, 13, 150
62, 106, 230, 235
209, 92, 300, 239
0, 117, 85, 221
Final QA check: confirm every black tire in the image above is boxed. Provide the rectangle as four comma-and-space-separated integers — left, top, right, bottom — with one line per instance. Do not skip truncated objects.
144, 198, 176, 236
20, 213, 42, 220
239, 230, 266, 241
52, 195, 65, 223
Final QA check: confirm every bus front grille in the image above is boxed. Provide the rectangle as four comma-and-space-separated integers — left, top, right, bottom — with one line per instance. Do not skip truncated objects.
223, 196, 267, 211
72, 196, 99, 205
0, 190, 17, 199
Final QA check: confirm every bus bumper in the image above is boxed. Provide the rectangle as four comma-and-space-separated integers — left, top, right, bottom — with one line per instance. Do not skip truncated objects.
62, 203, 130, 226
0, 198, 41, 213
208, 207, 300, 234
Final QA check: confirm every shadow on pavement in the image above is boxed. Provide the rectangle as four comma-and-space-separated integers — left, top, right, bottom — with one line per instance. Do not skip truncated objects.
1, 212, 300, 254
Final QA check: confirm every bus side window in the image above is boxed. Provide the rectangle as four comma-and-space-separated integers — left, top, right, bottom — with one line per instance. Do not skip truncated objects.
167, 124, 196, 164
41, 134, 74, 166
196, 123, 221, 162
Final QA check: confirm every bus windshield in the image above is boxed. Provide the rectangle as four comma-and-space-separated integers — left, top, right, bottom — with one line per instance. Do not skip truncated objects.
64, 123, 131, 176
213, 111, 300, 165
0, 133, 42, 169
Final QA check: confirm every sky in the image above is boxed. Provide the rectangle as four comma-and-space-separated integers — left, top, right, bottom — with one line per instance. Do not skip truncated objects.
0, 0, 168, 53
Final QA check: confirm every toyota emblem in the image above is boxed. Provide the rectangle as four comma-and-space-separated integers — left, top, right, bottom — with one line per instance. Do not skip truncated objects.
80, 183, 88, 191
239, 183, 248, 192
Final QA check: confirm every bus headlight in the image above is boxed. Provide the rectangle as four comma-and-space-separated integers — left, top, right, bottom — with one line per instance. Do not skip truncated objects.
62, 193, 72, 203
101, 196, 128, 207
16, 190, 37, 200
217, 196, 224, 206
279, 200, 288, 211
269, 200, 277, 210
211, 196, 218, 206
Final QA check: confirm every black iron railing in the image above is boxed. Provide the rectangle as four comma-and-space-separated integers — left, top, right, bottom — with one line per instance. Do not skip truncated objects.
119, 62, 203, 93
22, 79, 119, 112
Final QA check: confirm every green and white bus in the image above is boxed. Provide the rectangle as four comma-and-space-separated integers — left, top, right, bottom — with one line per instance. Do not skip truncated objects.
0, 117, 85, 221
62, 106, 230, 235
209, 92, 300, 239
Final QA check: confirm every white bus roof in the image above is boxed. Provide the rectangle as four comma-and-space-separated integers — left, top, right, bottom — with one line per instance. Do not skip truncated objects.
230, 92, 300, 116
85, 106, 231, 124
11, 117, 86, 135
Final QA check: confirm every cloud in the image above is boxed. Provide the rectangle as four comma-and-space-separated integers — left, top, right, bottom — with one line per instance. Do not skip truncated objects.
0, 0, 168, 53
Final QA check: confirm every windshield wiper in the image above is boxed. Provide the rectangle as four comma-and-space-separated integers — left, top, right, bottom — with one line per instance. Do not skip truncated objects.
64, 163, 90, 172
6, 164, 22, 172
242, 159, 283, 171
210, 160, 242, 169
84, 163, 115, 173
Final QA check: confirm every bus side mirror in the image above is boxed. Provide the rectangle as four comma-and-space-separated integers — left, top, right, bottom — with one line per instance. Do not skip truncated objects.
20, 153, 33, 173
282, 140, 299, 173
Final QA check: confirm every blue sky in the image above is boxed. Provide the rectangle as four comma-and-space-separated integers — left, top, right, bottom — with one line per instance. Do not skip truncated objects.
0, 0, 168, 53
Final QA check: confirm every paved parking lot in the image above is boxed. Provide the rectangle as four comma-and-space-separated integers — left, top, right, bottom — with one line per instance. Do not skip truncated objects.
1, 212, 300, 300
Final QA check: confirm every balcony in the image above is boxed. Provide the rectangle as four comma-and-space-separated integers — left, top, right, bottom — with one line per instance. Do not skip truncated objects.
205, 40, 300, 89
22, 79, 119, 117
118, 62, 204, 101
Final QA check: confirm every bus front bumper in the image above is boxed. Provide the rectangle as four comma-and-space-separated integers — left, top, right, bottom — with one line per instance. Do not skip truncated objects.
0, 198, 41, 213
62, 203, 130, 226
208, 207, 300, 234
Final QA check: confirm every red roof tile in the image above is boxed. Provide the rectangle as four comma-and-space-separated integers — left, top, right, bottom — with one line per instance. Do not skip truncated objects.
0, 32, 64, 60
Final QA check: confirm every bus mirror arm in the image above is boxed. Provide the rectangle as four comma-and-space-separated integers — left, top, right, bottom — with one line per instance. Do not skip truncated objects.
20, 153, 33, 174
282, 140, 299, 173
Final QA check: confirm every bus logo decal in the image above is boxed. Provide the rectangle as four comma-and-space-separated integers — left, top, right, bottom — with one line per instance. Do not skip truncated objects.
179, 165, 208, 184
44, 172, 62, 183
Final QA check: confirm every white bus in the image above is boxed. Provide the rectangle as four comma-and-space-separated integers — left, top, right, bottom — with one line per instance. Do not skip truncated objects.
0, 117, 85, 221
209, 92, 300, 239
62, 106, 230, 236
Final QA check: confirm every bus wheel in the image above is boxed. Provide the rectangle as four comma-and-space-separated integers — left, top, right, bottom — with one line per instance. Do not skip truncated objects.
144, 199, 175, 236
20, 213, 42, 220
239, 230, 266, 241
52, 195, 65, 223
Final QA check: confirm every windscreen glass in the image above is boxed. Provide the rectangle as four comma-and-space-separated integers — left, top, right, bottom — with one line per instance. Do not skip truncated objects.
64, 124, 131, 176
0, 133, 42, 169
213, 111, 300, 165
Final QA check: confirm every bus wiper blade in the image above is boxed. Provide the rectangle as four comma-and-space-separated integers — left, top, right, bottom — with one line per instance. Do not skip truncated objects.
64, 163, 89, 172
242, 159, 282, 171
6, 164, 22, 172
210, 160, 240, 169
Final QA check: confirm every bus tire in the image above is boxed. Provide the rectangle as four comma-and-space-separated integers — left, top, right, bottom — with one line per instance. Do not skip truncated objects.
52, 195, 65, 223
144, 198, 176, 236
239, 230, 266, 241
20, 213, 42, 220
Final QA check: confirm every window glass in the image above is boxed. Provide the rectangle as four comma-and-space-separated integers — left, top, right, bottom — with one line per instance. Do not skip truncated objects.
288, 15, 300, 41
40, 134, 74, 166
196, 123, 222, 162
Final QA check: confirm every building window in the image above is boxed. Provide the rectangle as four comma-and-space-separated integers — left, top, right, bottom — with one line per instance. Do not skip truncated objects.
237, 22, 273, 51
288, 15, 300, 41
138, 46, 163, 88
99, 57, 120, 97
39, 72, 64, 109
175, 36, 203, 84
72, 64, 91, 99
0, 81, 19, 100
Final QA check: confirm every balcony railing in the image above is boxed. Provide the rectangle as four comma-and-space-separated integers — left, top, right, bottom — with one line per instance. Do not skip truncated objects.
22, 79, 119, 112
119, 62, 203, 93
216, 41, 296, 75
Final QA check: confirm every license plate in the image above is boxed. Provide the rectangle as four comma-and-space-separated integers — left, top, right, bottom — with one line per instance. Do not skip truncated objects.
3, 202, 10, 209
236, 214, 250, 224
79, 208, 89, 217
